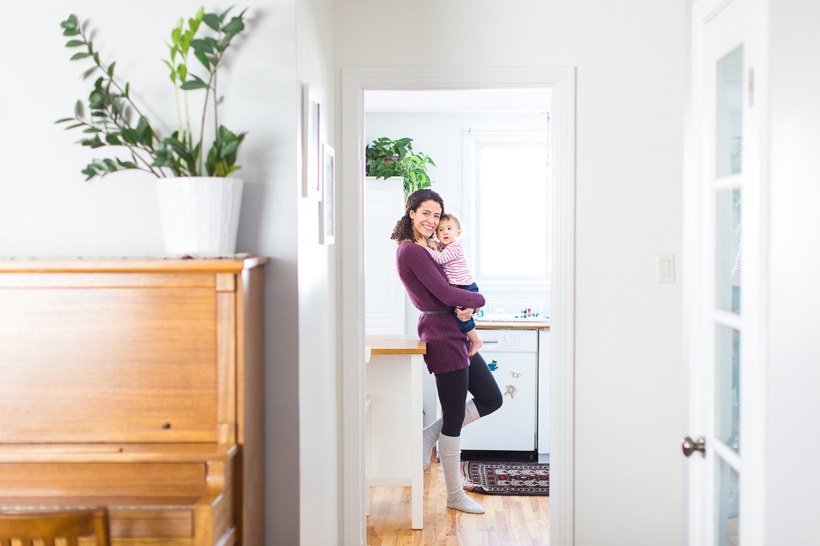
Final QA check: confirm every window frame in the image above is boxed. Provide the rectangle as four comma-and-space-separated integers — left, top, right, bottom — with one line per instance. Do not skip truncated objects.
462, 130, 551, 291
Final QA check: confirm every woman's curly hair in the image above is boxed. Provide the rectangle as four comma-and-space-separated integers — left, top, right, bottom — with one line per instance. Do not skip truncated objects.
390, 188, 446, 243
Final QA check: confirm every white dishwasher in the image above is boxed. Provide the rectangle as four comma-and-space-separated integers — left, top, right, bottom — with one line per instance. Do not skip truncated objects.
460, 329, 538, 451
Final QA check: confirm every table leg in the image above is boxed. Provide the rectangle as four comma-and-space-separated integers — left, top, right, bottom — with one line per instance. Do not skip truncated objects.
410, 354, 424, 530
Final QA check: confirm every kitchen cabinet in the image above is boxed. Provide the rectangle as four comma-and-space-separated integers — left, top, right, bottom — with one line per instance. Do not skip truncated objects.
365, 177, 406, 335
461, 328, 542, 452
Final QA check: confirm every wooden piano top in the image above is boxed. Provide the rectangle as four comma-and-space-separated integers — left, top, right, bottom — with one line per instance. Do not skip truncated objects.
0, 443, 237, 464
0, 256, 269, 273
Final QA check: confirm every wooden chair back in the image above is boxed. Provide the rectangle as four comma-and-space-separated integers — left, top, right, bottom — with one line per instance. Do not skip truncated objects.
0, 509, 109, 546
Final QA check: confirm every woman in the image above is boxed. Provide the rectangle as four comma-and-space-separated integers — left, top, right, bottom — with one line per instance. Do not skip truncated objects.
391, 188, 503, 514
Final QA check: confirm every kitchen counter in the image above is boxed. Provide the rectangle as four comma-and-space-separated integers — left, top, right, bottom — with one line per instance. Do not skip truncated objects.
364, 334, 425, 529
365, 335, 426, 355
476, 320, 550, 330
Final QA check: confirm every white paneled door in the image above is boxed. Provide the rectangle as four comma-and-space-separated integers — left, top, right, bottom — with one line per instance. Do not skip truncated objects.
686, 0, 767, 544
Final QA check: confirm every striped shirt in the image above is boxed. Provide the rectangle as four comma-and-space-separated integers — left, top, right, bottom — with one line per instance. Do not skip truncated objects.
425, 239, 475, 286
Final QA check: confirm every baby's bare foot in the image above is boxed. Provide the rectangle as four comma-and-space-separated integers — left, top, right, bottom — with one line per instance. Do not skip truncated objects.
467, 339, 483, 357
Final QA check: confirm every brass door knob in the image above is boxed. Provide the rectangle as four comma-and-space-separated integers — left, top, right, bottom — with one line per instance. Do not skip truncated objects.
682, 436, 706, 458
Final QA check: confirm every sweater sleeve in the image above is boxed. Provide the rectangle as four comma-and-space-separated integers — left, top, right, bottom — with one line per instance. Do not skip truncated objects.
401, 244, 485, 309
425, 240, 463, 265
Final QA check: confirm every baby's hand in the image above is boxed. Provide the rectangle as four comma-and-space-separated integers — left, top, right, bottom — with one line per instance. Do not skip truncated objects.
415, 236, 428, 247
427, 239, 439, 250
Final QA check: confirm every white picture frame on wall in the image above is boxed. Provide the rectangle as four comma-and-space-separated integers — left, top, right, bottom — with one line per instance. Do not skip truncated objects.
302, 84, 322, 199
320, 144, 336, 245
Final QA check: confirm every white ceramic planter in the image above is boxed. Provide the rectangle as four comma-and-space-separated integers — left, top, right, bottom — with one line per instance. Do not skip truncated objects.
156, 177, 244, 256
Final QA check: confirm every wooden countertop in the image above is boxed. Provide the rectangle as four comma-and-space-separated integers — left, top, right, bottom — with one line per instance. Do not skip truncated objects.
365, 335, 426, 355
476, 320, 550, 330
0, 256, 269, 273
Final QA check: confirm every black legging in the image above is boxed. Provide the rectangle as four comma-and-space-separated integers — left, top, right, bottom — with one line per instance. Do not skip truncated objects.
435, 352, 503, 437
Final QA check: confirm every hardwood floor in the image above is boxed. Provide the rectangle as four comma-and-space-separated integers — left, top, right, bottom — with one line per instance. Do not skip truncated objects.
366, 460, 550, 545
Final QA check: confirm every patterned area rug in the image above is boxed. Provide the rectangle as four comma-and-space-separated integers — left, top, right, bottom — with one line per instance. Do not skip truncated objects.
461, 461, 550, 496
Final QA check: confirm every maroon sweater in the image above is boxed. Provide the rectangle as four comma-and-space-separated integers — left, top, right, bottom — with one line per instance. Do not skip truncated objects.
396, 241, 486, 374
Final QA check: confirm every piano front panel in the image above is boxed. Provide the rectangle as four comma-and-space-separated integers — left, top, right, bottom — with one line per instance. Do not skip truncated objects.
0, 463, 207, 497
0, 283, 218, 444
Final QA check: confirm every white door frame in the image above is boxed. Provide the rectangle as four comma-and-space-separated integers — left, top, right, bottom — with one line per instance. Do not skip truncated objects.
339, 67, 577, 546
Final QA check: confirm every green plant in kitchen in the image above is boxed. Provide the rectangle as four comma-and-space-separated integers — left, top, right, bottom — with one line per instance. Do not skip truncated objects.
55, 8, 247, 180
365, 137, 436, 196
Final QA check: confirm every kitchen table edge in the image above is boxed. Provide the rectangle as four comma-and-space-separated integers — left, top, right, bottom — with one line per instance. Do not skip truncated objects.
365, 334, 426, 355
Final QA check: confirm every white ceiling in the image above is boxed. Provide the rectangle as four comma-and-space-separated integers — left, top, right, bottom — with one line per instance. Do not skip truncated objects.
364, 89, 551, 114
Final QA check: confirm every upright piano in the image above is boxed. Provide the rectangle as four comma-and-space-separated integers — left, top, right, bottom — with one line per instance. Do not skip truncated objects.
0, 257, 267, 546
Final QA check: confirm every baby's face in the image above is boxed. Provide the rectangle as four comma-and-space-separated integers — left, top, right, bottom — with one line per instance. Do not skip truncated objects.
436, 220, 460, 247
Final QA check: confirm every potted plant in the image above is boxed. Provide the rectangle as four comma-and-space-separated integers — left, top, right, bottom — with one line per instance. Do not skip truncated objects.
56, 8, 248, 256
365, 137, 436, 196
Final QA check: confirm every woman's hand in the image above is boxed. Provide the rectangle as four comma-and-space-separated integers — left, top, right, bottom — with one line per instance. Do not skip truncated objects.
455, 307, 474, 322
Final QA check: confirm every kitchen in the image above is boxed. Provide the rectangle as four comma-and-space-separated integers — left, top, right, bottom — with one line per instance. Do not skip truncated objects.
363, 89, 552, 496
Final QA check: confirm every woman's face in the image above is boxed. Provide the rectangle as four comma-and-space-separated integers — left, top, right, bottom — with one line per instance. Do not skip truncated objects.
409, 200, 442, 239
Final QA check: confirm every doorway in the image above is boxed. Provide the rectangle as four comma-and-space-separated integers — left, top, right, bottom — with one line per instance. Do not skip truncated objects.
339, 67, 577, 546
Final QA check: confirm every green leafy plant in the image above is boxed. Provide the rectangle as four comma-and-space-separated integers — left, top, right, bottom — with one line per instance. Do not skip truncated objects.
55, 9, 247, 181
365, 137, 436, 196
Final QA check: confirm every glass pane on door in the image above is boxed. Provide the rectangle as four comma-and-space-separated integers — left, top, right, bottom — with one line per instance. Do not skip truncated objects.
716, 457, 740, 545
716, 189, 742, 313
716, 47, 743, 177
716, 324, 740, 452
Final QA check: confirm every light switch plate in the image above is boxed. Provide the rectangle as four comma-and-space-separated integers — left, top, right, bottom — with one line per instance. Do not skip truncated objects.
657, 253, 675, 283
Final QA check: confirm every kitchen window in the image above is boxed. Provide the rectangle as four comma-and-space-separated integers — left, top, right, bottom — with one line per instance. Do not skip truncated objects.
462, 131, 551, 290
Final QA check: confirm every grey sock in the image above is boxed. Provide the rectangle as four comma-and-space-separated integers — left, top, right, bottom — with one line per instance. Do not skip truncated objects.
438, 434, 484, 514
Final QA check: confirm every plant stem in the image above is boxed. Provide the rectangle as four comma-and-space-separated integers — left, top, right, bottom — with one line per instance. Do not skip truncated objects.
184, 91, 192, 155
79, 29, 155, 151
199, 72, 213, 175
180, 49, 194, 158
131, 151, 161, 177
174, 83, 183, 137
214, 30, 221, 137
213, 63, 219, 137
126, 144, 162, 177
106, 107, 162, 177
199, 47, 223, 175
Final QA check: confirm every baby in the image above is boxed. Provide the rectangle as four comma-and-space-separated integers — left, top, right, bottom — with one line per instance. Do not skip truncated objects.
425, 213, 483, 356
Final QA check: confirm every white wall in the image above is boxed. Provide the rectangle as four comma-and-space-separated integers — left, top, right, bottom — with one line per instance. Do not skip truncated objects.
766, 2, 820, 542
296, 0, 338, 543
338, 1, 685, 544
1, 1, 339, 544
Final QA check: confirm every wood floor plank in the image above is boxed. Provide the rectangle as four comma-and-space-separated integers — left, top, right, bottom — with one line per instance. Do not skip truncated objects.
366, 461, 550, 545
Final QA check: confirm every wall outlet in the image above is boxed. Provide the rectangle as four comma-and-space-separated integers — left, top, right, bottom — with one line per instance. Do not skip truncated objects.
657, 253, 675, 283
